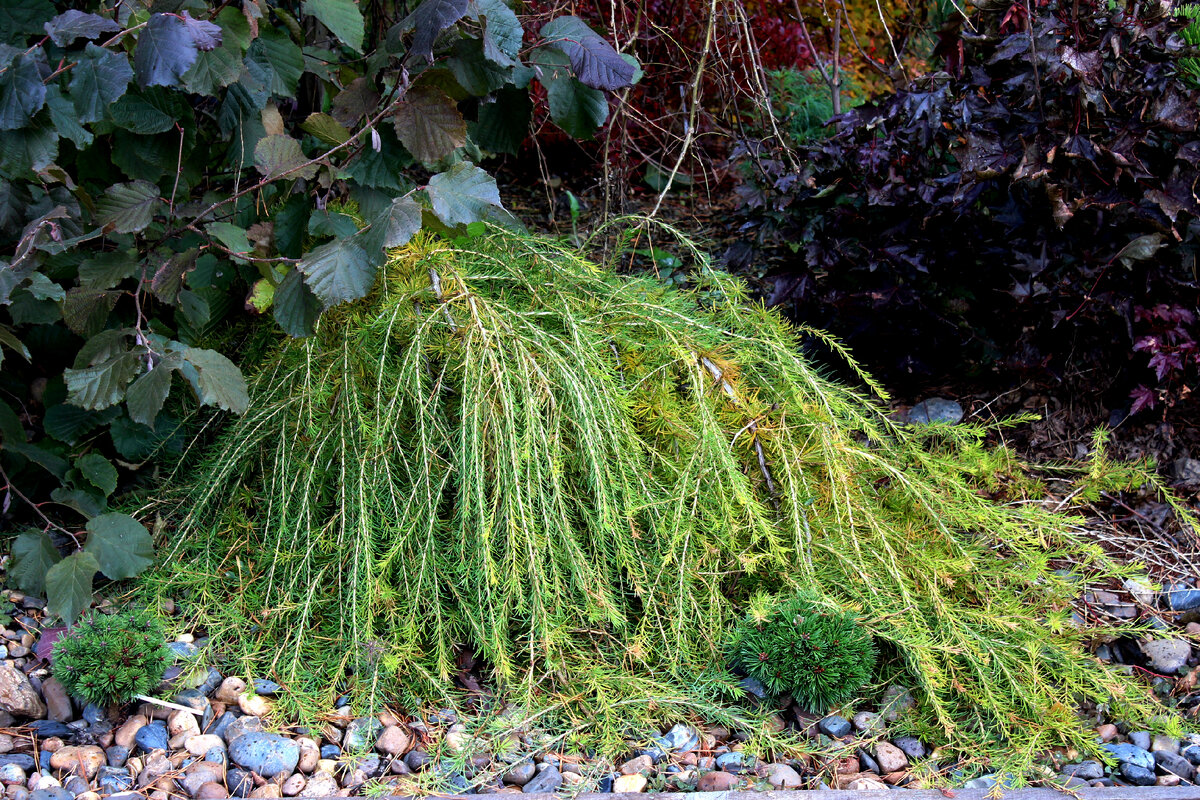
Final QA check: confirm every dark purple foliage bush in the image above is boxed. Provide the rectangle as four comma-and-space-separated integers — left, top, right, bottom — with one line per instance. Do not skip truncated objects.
736, 0, 1200, 411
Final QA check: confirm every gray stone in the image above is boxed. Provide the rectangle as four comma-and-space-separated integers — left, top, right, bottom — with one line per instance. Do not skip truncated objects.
62, 776, 88, 796
96, 767, 132, 794
342, 718, 383, 753
319, 745, 340, 760
852, 711, 883, 734
1119, 762, 1156, 785
1155, 751, 1196, 782
1166, 589, 1200, 612
168, 642, 200, 662
715, 752, 755, 773
1062, 761, 1104, 781
767, 764, 802, 789
503, 762, 536, 786
208, 712, 237, 741
1175, 458, 1200, 487
197, 669, 223, 698
891, 736, 926, 760
522, 765, 562, 794
857, 748, 881, 774
403, 750, 430, 771
873, 742, 908, 773
222, 716, 263, 745
817, 716, 851, 738
205, 747, 226, 764
1102, 743, 1155, 770
1183, 744, 1200, 766
909, 398, 963, 425
0, 764, 23, 784
228, 732, 300, 778
251, 680, 280, 696
656, 723, 699, 754
179, 763, 225, 797
29, 789, 71, 800
0, 667, 45, 719
1130, 731, 1152, 751
134, 722, 169, 753
738, 677, 768, 702
1152, 735, 1181, 754
1141, 639, 1192, 674
0, 756, 33, 772
227, 768, 255, 797
298, 771, 337, 798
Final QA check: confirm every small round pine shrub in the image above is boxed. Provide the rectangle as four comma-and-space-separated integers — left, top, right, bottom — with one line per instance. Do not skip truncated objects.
52, 609, 170, 707
730, 592, 876, 712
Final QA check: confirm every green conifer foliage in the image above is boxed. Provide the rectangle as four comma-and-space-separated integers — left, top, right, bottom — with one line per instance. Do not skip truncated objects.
153, 228, 1160, 770
52, 609, 169, 706
730, 592, 875, 711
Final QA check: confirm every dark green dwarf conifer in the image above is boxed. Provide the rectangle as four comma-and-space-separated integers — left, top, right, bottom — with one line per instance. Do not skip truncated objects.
731, 592, 875, 711
52, 609, 170, 706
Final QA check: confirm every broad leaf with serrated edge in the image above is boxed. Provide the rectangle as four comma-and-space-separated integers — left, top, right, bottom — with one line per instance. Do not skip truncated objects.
69, 44, 132, 123
182, 347, 248, 414
299, 238, 375, 307
401, 0, 468, 63
362, 195, 422, 258
64, 350, 142, 410
9, 531, 61, 596
302, 0, 364, 52
472, 86, 531, 155
62, 288, 120, 337
109, 93, 175, 134
43, 10, 119, 46
76, 453, 118, 496
254, 135, 318, 180
470, 0, 521, 66
245, 27, 303, 96
300, 112, 351, 146
44, 86, 92, 148
135, 13, 200, 87
180, 12, 221, 50
96, 181, 162, 233
42, 404, 108, 444
540, 16, 635, 91
45, 551, 99, 626
426, 162, 501, 226
393, 85, 465, 163
274, 266, 321, 336
151, 249, 197, 303
126, 358, 178, 425
0, 52, 46, 131
84, 513, 154, 580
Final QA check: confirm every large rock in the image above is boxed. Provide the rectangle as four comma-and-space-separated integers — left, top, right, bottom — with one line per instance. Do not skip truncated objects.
374, 726, 409, 756
872, 742, 908, 774
0, 666, 45, 719
1103, 743, 1155, 770
1155, 751, 1196, 782
228, 733, 300, 778
48, 746, 105, 780
39, 680, 71, 724
298, 771, 337, 797
908, 398, 963, 425
1142, 639, 1192, 674
767, 764, 802, 789
696, 771, 737, 792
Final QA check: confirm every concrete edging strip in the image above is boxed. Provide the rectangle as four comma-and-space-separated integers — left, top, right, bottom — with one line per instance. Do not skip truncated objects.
348, 788, 1200, 800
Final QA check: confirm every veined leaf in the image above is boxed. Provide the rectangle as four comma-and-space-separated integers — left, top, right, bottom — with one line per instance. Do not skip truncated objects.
426, 162, 501, 226
76, 453, 118, 496
43, 10, 120, 47
62, 288, 120, 337
84, 513, 154, 580
400, 0, 468, 63
0, 51, 47, 131
110, 93, 176, 134
182, 347, 249, 414
299, 238, 375, 307
472, 86, 531, 155
300, 112, 351, 146
45, 552, 100, 626
245, 27, 303, 96
302, 0, 364, 52
69, 44, 132, 124
540, 16, 635, 91
393, 85, 466, 163
470, 0, 522, 67
135, 13, 201, 87
0, 0, 54, 45
125, 357, 179, 426
254, 134, 318, 180
64, 350, 143, 411
539, 48, 607, 140
274, 266, 321, 337
362, 195, 422, 257
95, 181, 162, 234
9, 531, 61, 596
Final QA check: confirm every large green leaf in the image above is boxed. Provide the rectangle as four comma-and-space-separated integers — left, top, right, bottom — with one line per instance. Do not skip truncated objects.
274, 267, 322, 337
300, 112, 351, 146
361, 195, 422, 258
303, 0, 364, 52
68, 44, 132, 124
151, 248, 197, 302
540, 15, 635, 91
43, 10, 120, 47
95, 181, 163, 234
400, 0, 469, 63
183, 37, 242, 95
9, 531, 61, 596
45, 551, 99, 626
426, 162, 501, 226
62, 288, 120, 337
0, 51, 47, 130
79, 250, 138, 290
135, 13, 201, 87
299, 238, 375, 307
253, 135, 318, 180
42, 403, 109, 444
182, 347, 249, 414
545, 71, 607, 139
44, 86, 92, 149
64, 350, 143, 411
245, 28, 304, 96
448, 38, 510, 96
470, 0, 522, 67
110, 93, 176, 134
393, 85, 465, 163
83, 513, 154, 580
76, 453, 118, 496
125, 358, 178, 426
273, 195, 311, 258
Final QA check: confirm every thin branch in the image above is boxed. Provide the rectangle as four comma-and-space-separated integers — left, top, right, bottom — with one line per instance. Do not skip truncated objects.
0, 464, 81, 547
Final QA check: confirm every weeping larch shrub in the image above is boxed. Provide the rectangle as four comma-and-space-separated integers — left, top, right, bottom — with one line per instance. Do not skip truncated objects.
154, 228, 1160, 772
